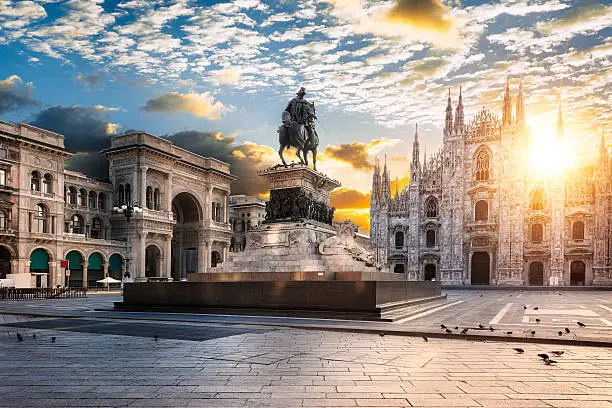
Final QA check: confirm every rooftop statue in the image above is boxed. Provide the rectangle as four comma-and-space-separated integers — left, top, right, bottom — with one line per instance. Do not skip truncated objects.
278, 87, 320, 170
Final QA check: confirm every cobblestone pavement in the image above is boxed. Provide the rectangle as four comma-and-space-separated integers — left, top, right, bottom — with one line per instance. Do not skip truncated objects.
0, 314, 610, 408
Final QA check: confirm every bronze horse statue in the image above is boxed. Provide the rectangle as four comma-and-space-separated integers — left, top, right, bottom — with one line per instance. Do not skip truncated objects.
278, 106, 319, 170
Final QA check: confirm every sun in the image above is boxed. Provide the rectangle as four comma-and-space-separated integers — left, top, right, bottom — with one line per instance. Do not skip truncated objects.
528, 124, 575, 177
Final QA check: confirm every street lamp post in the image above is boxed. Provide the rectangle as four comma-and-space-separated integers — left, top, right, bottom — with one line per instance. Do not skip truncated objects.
113, 202, 143, 288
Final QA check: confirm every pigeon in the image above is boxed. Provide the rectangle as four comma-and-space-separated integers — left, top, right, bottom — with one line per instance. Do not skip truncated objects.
558, 331, 563, 336
32, 333, 36, 339
478, 324, 485, 329
551, 351, 564, 356
530, 330, 536, 336
154, 335, 159, 341
538, 353, 550, 360
533, 307, 539, 310
422, 337, 428, 342
16, 333, 23, 342
577, 322, 586, 327
523, 305, 527, 310
445, 329, 453, 334
441, 324, 447, 329
460, 328, 469, 334
544, 359, 557, 365
454, 326, 459, 330
513, 348, 525, 353
565, 328, 570, 334
506, 331, 513, 335
479, 294, 483, 297
379, 333, 385, 337
535, 318, 541, 323
489, 326, 494, 332
51, 337, 56, 343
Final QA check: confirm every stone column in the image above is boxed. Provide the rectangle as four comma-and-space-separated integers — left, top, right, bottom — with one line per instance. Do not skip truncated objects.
205, 241, 212, 273
121, 259, 127, 279
103, 263, 109, 278
164, 235, 172, 280
180, 248, 187, 280
137, 231, 147, 281
166, 173, 173, 213
140, 166, 148, 207
223, 242, 230, 262
206, 186, 212, 221
82, 264, 88, 288
48, 261, 55, 288
197, 240, 206, 273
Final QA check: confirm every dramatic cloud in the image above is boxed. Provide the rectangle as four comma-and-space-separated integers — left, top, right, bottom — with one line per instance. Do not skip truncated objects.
385, 0, 453, 33
330, 187, 370, 209
323, 138, 400, 171
167, 131, 276, 196
536, 3, 611, 35
0, 75, 36, 114
29, 105, 117, 180
142, 92, 232, 119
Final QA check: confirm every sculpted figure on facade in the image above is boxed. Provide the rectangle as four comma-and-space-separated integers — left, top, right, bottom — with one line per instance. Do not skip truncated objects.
319, 220, 375, 265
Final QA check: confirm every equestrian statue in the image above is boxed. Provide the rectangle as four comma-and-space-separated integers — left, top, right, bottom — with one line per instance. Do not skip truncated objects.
278, 87, 319, 170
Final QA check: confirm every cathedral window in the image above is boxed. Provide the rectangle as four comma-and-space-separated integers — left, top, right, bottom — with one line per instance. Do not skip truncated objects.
530, 187, 544, 210
395, 231, 404, 249
531, 224, 543, 242
426, 230, 436, 247
475, 200, 488, 221
425, 197, 438, 218
572, 221, 584, 240
475, 150, 490, 181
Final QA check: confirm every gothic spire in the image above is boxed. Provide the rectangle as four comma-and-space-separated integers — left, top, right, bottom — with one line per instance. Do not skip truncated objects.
454, 85, 464, 134
516, 76, 525, 125
444, 88, 453, 136
371, 157, 381, 204
381, 155, 391, 201
411, 124, 421, 183
395, 177, 399, 198
502, 76, 513, 126
557, 93, 564, 140
598, 131, 609, 173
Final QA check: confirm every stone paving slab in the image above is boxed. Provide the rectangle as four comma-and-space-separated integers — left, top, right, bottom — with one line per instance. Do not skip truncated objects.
0, 315, 610, 408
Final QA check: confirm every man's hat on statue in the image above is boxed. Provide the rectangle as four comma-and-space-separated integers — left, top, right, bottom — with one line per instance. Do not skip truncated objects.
297, 87, 306, 95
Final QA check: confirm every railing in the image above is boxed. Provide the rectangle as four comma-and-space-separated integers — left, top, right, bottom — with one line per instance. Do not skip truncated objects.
0, 287, 87, 300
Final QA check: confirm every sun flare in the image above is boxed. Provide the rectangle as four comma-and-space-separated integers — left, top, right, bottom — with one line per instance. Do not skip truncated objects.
528, 124, 575, 177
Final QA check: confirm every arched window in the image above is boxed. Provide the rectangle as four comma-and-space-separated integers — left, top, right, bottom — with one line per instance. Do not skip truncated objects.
530, 187, 544, 210
69, 214, 83, 234
531, 223, 543, 242
146, 187, 153, 209
43, 173, 53, 194
91, 217, 102, 239
78, 189, 87, 207
572, 221, 584, 240
0, 210, 7, 230
97, 192, 106, 210
425, 197, 438, 218
88, 191, 97, 209
395, 231, 404, 249
475, 200, 488, 221
125, 184, 131, 204
246, 220, 251, 231
117, 185, 125, 204
31, 171, 41, 192
32, 204, 48, 233
475, 149, 490, 181
426, 230, 436, 247
67, 186, 77, 205
153, 188, 160, 210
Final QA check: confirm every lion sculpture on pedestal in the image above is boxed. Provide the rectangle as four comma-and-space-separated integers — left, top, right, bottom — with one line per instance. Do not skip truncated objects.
318, 220, 374, 266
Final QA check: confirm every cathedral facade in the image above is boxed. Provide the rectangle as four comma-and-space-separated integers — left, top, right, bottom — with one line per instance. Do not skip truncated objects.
370, 80, 612, 286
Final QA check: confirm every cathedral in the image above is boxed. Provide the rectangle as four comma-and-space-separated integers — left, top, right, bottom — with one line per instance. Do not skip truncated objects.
370, 79, 612, 286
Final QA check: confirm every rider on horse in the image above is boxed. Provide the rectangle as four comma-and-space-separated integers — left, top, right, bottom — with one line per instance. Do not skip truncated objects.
284, 87, 315, 146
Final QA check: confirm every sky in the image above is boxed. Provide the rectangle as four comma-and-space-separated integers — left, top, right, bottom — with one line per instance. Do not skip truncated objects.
0, 0, 610, 231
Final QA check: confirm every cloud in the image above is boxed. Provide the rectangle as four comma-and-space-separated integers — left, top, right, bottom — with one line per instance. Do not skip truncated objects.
0, 74, 37, 114
29, 105, 117, 179
323, 138, 400, 171
385, 0, 453, 33
142, 92, 232, 119
536, 3, 611, 35
76, 72, 103, 87
214, 67, 241, 85
330, 187, 370, 209
166, 131, 277, 196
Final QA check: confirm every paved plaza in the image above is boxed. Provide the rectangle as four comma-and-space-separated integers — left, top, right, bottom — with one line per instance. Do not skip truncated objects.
0, 290, 610, 407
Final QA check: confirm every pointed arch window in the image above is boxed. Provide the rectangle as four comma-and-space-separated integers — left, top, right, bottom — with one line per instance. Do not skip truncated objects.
475, 149, 490, 181
425, 197, 438, 218
530, 187, 544, 210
